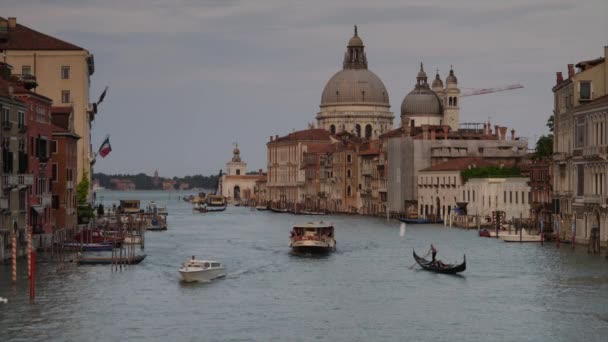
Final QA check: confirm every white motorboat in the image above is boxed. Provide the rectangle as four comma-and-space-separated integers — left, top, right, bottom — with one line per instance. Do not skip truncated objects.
289, 222, 336, 253
499, 229, 543, 242
178, 257, 226, 283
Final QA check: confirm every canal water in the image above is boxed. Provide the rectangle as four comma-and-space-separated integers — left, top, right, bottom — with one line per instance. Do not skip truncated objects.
1, 190, 607, 342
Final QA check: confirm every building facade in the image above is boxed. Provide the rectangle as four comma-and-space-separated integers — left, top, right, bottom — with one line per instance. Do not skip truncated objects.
51, 106, 79, 231
0, 16, 96, 185
553, 46, 608, 247
219, 145, 266, 203
462, 178, 531, 220
317, 27, 394, 139
0, 76, 33, 259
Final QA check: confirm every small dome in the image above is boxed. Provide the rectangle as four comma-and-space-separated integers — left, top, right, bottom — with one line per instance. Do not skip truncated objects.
321, 69, 389, 107
431, 71, 444, 89
417, 63, 427, 79
348, 25, 364, 47
401, 88, 443, 117
446, 67, 458, 84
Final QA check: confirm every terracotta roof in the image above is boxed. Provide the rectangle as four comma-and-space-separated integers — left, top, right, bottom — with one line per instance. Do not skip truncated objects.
305, 144, 334, 154
379, 127, 406, 139
419, 157, 501, 172
51, 106, 72, 114
271, 129, 332, 143
0, 17, 84, 51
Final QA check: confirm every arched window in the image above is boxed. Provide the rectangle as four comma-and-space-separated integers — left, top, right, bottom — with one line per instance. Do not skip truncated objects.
347, 169, 352, 178
365, 124, 372, 139
453, 97, 457, 107
449, 97, 453, 106
236, 169, 240, 175
347, 186, 352, 197
355, 124, 361, 137
347, 154, 352, 163
330, 125, 336, 135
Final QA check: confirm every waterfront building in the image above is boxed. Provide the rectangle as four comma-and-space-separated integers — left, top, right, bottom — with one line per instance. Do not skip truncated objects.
528, 158, 553, 225
358, 139, 388, 216
266, 129, 332, 209
112, 179, 136, 191
385, 121, 528, 216
51, 106, 79, 232
401, 64, 461, 131
302, 143, 333, 211
13, 78, 54, 238
553, 46, 608, 247
317, 27, 393, 139
0, 16, 96, 184
0, 77, 33, 260
253, 177, 268, 207
417, 157, 498, 220
219, 145, 265, 203
462, 177, 531, 220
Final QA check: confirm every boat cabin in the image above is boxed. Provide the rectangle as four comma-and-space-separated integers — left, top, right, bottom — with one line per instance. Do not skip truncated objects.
183, 258, 222, 270
120, 200, 141, 214
291, 222, 334, 239
206, 195, 226, 206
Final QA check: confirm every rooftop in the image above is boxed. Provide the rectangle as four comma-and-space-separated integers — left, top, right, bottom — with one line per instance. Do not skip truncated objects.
0, 17, 84, 50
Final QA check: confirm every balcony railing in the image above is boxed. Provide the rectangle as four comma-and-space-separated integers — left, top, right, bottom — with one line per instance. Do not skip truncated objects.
582, 145, 608, 158
1, 174, 34, 188
41, 193, 52, 207
12, 74, 38, 89
66, 181, 74, 190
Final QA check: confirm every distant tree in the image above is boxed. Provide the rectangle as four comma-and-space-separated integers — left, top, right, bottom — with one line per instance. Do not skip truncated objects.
77, 171, 90, 204
535, 135, 554, 159
461, 167, 521, 181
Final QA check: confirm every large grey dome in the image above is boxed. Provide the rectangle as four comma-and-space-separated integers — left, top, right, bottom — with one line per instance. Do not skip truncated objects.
401, 88, 443, 116
321, 69, 390, 107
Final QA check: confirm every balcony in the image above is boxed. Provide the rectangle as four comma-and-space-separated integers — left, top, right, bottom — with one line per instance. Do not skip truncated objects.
582, 145, 608, 159
2, 121, 12, 130
1, 174, 34, 189
41, 193, 52, 207
553, 153, 567, 162
66, 181, 74, 190
12, 74, 38, 90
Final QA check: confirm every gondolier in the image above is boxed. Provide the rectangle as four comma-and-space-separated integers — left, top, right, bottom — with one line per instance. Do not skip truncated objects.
430, 244, 437, 262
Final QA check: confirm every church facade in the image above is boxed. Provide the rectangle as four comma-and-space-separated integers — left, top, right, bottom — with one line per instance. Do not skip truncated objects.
219, 145, 266, 204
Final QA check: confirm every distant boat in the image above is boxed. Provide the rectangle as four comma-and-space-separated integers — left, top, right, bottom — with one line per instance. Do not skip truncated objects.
413, 250, 466, 274
76, 253, 147, 265
178, 257, 226, 283
62, 242, 114, 252
270, 207, 290, 214
398, 217, 443, 224
290, 222, 336, 254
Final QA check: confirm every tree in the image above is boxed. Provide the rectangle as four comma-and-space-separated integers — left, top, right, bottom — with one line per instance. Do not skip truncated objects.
77, 171, 90, 204
535, 135, 553, 159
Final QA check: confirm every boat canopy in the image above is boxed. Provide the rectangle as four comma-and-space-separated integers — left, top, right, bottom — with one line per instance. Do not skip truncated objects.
293, 222, 333, 229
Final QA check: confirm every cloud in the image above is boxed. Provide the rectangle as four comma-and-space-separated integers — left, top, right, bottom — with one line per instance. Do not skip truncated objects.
2, 0, 607, 175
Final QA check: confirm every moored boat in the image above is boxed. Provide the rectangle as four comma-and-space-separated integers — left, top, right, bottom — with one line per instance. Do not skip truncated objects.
255, 206, 268, 211
205, 195, 227, 212
76, 252, 147, 265
398, 217, 444, 224
412, 250, 466, 274
270, 207, 290, 214
499, 234, 543, 242
62, 242, 114, 252
178, 257, 226, 283
289, 222, 336, 253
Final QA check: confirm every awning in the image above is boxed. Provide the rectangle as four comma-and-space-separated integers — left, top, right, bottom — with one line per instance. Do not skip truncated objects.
31, 206, 44, 214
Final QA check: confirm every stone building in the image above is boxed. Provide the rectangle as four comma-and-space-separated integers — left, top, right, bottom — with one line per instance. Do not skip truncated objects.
51, 106, 79, 232
219, 145, 265, 203
266, 129, 332, 209
0, 76, 33, 260
553, 46, 608, 248
0, 16, 96, 184
401, 64, 460, 131
462, 177, 531, 220
359, 140, 388, 216
385, 122, 528, 216
528, 158, 553, 225
317, 27, 393, 139
417, 157, 498, 220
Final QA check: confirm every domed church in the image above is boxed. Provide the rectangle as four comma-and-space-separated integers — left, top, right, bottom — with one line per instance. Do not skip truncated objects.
317, 26, 394, 139
400, 63, 461, 131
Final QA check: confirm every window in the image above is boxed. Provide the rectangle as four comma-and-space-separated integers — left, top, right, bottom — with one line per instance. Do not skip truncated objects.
2, 107, 9, 123
347, 169, 351, 178
330, 125, 336, 135
61, 66, 70, 79
347, 186, 352, 197
236, 169, 240, 175
504, 191, 507, 203
22, 65, 32, 75
18, 111, 25, 128
61, 90, 71, 104
355, 124, 361, 138
365, 124, 372, 139
453, 97, 457, 107
347, 154, 351, 163
580, 81, 591, 101
510, 191, 512, 203
52, 164, 58, 182
51, 140, 57, 154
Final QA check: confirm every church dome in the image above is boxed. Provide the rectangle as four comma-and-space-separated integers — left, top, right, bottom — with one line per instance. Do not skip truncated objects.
401, 88, 443, 116
446, 67, 458, 84
320, 26, 389, 108
321, 69, 389, 107
431, 71, 444, 89
401, 63, 443, 117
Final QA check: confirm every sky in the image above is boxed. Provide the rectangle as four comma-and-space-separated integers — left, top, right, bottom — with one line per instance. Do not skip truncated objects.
2, 0, 608, 177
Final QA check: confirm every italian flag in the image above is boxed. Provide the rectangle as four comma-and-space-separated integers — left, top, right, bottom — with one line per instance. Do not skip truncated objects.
98, 136, 112, 158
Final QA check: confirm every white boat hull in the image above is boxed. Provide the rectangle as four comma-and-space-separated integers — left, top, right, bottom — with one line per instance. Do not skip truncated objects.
179, 268, 226, 283
500, 234, 542, 242
290, 238, 336, 253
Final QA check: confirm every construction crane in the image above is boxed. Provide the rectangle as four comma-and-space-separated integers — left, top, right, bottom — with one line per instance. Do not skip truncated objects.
460, 84, 524, 97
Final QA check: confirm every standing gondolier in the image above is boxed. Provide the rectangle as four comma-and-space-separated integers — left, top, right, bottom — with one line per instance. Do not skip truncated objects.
430, 244, 437, 262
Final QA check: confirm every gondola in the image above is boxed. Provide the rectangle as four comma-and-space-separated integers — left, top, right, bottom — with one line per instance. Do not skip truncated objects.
412, 250, 466, 274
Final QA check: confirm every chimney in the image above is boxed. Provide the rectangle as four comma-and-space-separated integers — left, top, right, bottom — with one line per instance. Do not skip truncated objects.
511, 129, 516, 140
556, 72, 563, 85
499, 127, 507, 140
494, 125, 499, 138
430, 129, 436, 141
442, 126, 449, 140
7, 17, 16, 28
269, 135, 273, 142
258, 169, 263, 175
567, 64, 574, 78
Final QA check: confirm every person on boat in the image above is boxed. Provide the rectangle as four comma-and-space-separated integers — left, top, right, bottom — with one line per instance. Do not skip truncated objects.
430, 244, 437, 262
